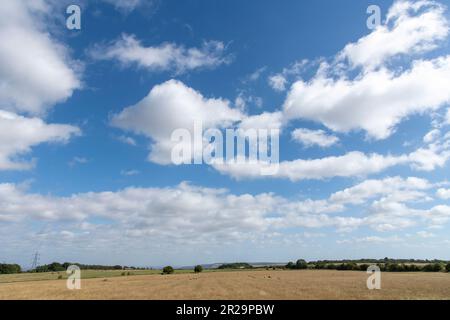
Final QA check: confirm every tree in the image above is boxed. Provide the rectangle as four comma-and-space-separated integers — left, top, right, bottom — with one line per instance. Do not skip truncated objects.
285, 262, 295, 269
295, 259, 308, 270
0, 264, 21, 274
446, 263, 450, 272
359, 264, 370, 271
194, 265, 203, 273
314, 263, 326, 270
386, 263, 399, 272
423, 263, 442, 272
162, 266, 174, 274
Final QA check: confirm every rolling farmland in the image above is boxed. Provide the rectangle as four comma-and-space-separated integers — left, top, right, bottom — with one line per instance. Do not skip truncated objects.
0, 269, 449, 300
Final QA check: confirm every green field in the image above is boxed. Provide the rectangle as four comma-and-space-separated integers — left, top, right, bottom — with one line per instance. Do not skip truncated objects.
0, 269, 183, 284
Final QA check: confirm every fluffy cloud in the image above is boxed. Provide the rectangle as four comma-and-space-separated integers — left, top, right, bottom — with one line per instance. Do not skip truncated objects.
0, 111, 80, 170
0, 182, 279, 239
2, 176, 447, 244
238, 111, 284, 131
283, 56, 450, 139
0, 0, 81, 115
0, 1, 81, 171
281, 1, 450, 140
111, 80, 243, 164
437, 188, 450, 199
367, 200, 450, 231
212, 131, 450, 180
340, 0, 448, 70
213, 151, 408, 181
409, 130, 450, 171
291, 128, 339, 148
329, 176, 432, 205
91, 34, 231, 74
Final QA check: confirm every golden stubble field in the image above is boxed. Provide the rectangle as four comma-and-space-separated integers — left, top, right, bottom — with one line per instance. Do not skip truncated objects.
0, 270, 449, 300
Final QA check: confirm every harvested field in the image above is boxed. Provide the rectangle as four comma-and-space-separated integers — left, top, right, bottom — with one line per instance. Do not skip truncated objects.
0, 270, 449, 300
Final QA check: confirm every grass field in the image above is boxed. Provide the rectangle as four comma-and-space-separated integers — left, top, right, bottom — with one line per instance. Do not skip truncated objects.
0, 269, 449, 300
0, 268, 236, 284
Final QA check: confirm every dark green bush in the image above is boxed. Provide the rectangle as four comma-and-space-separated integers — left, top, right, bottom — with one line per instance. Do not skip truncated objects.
194, 265, 203, 273
336, 263, 358, 271
285, 262, 295, 269
295, 259, 308, 270
285, 260, 308, 270
422, 263, 442, 272
162, 266, 174, 274
446, 263, 450, 272
314, 263, 326, 270
359, 264, 370, 271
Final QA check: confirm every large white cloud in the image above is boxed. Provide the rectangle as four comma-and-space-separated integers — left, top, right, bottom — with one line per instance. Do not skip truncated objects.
0, 111, 80, 170
283, 56, 450, 140
340, 0, 448, 70
111, 76, 450, 179
111, 80, 243, 164
282, 0, 450, 140
0, 0, 81, 115
0, 0, 82, 171
90, 34, 231, 74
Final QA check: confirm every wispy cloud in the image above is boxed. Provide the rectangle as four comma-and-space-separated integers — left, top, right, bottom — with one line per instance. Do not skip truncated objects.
90, 34, 232, 74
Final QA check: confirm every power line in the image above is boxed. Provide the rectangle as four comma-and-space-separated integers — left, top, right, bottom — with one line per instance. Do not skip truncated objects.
30, 251, 40, 270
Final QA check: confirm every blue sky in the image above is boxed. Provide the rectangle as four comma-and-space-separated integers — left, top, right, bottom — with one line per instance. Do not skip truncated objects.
1, 0, 450, 267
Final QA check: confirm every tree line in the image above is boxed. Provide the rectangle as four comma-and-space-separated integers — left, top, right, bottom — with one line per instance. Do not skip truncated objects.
0, 264, 22, 274
285, 259, 450, 272
33, 262, 145, 273
218, 263, 253, 269
2, 259, 450, 275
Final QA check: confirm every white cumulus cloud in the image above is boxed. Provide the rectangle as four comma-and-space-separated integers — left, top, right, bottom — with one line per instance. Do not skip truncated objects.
340, 0, 448, 70
0, 0, 81, 115
111, 80, 243, 164
0, 111, 80, 170
283, 56, 450, 140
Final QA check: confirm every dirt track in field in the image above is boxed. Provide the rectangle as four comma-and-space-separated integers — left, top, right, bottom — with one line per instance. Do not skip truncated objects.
1, 270, 449, 300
